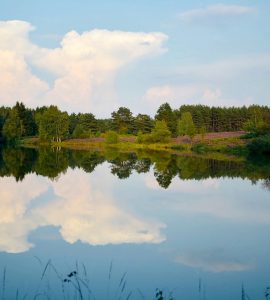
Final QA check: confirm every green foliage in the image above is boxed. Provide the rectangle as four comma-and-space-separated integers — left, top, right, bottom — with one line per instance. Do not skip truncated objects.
136, 130, 144, 143
111, 107, 134, 134
225, 145, 248, 156
155, 102, 177, 136
138, 120, 171, 144
0, 101, 270, 147
68, 113, 79, 135
2, 102, 36, 141
35, 147, 69, 179
175, 104, 270, 133
1, 147, 37, 181
105, 130, 119, 144
70, 113, 98, 138
78, 113, 98, 133
243, 106, 265, 133
199, 125, 207, 140
38, 106, 69, 142
247, 134, 270, 155
3, 109, 23, 141
72, 124, 93, 138
1, 146, 270, 189
14, 102, 37, 136
151, 120, 171, 143
176, 104, 211, 132
177, 112, 196, 140
134, 113, 153, 133
170, 144, 189, 151
96, 118, 112, 133
0, 107, 10, 139
191, 143, 210, 154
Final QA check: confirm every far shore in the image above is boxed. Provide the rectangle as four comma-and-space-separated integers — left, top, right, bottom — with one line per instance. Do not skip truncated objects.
20, 131, 248, 160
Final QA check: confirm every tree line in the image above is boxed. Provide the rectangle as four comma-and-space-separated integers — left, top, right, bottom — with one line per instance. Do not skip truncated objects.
0, 102, 269, 142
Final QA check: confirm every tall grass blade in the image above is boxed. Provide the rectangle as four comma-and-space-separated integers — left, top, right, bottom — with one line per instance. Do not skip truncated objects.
2, 267, 6, 300
106, 261, 113, 300
41, 260, 51, 281
126, 291, 132, 300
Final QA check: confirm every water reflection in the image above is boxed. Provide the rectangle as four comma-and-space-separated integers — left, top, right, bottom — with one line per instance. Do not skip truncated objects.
175, 250, 252, 273
0, 146, 270, 187
0, 168, 165, 253
0, 147, 270, 299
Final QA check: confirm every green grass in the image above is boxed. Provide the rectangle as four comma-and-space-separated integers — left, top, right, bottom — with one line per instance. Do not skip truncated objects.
21, 134, 251, 161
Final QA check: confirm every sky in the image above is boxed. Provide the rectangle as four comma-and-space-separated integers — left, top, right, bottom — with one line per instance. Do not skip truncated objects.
0, 0, 269, 117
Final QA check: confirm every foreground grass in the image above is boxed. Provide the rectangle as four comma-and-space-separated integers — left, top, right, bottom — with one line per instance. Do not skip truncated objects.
0, 261, 264, 300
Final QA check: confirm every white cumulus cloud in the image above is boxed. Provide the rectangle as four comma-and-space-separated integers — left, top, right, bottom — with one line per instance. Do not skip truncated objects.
0, 20, 168, 115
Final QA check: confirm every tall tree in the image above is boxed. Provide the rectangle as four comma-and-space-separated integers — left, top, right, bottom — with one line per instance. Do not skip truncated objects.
0, 107, 10, 139
79, 113, 98, 133
111, 107, 134, 134
151, 120, 171, 143
134, 114, 153, 133
3, 108, 23, 141
155, 103, 177, 136
38, 106, 69, 142
2, 102, 37, 141
14, 102, 36, 136
177, 112, 196, 140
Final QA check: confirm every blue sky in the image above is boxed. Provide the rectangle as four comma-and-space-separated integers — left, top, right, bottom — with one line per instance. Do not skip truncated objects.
0, 0, 269, 117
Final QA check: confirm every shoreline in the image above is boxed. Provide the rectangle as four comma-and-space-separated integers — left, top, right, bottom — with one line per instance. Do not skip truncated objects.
20, 132, 248, 162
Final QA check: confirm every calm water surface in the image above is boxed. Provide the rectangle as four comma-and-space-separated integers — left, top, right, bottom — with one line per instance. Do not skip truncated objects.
0, 147, 269, 299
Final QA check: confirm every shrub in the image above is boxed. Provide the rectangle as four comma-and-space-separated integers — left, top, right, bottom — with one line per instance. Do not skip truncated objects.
177, 112, 196, 140
171, 144, 188, 151
105, 130, 119, 144
191, 143, 210, 154
136, 130, 143, 144
72, 124, 93, 138
247, 134, 270, 155
225, 145, 248, 156
136, 121, 171, 144
151, 120, 171, 143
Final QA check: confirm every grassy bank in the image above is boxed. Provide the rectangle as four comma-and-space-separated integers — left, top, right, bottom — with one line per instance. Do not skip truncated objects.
20, 131, 250, 163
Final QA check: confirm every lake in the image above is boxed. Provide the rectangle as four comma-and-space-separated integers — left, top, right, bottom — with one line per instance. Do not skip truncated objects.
0, 146, 269, 299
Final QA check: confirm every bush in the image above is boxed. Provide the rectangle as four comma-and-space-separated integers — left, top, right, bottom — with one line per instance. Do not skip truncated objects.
240, 132, 259, 139
247, 134, 270, 155
171, 144, 188, 151
225, 145, 248, 156
72, 124, 93, 138
136, 130, 143, 144
154, 120, 171, 142
136, 121, 171, 144
105, 130, 119, 144
191, 143, 210, 154
150, 120, 171, 143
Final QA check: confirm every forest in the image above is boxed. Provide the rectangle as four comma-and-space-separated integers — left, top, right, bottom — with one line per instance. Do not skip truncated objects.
0, 102, 270, 144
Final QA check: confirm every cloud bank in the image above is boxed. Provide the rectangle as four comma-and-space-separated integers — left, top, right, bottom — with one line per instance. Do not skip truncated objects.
143, 53, 270, 109
0, 20, 167, 116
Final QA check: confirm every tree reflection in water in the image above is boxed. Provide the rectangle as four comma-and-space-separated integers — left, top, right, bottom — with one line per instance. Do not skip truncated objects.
0, 146, 269, 189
